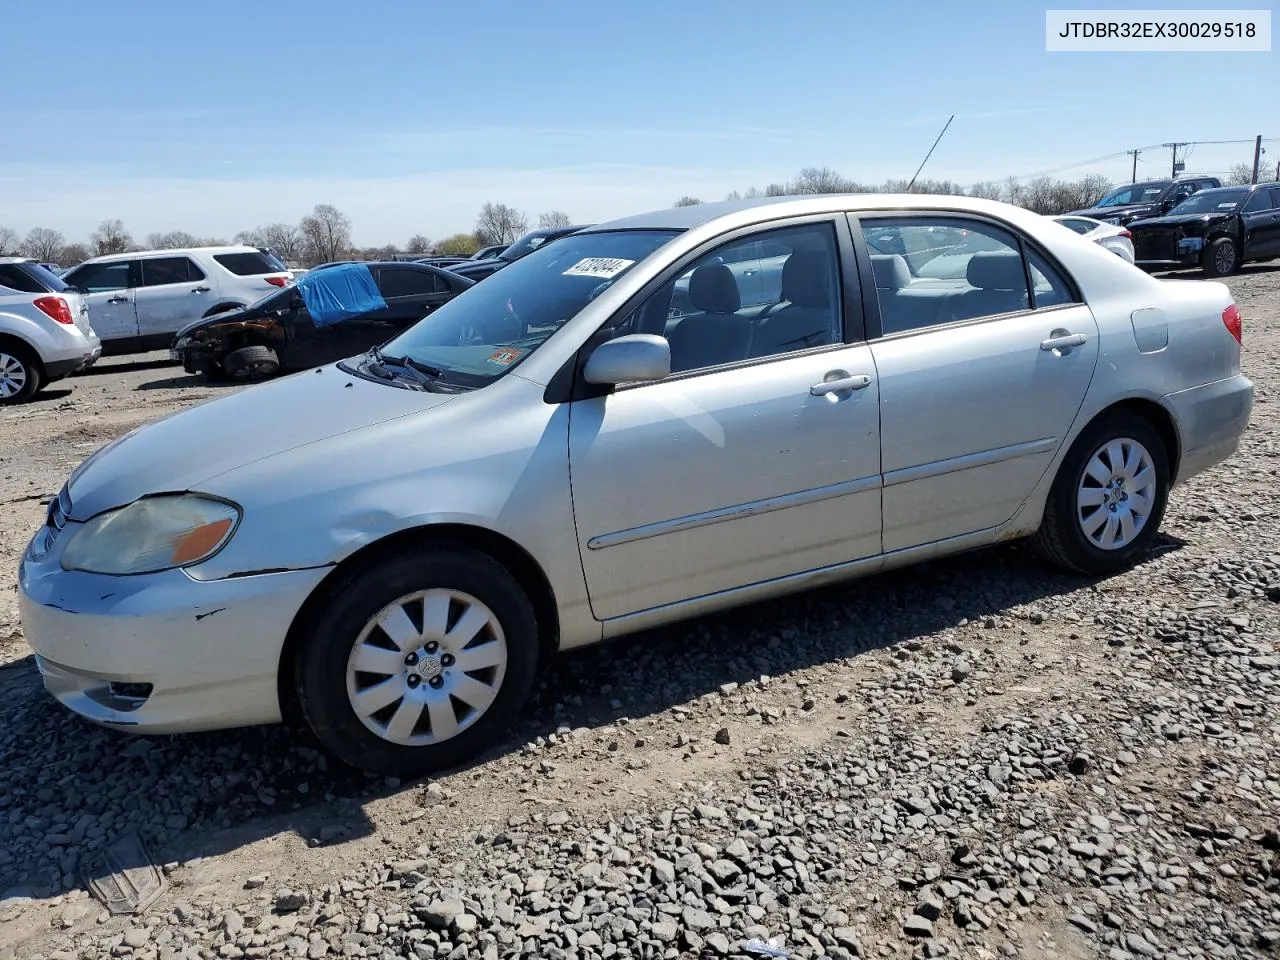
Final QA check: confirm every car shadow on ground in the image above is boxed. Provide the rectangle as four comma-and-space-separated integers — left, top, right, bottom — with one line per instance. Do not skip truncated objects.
134, 371, 244, 391
0, 533, 1188, 905
27, 389, 73, 404
73, 359, 177, 378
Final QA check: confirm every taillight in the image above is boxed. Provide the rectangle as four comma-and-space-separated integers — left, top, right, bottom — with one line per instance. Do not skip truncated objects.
1222, 303, 1242, 344
264, 276, 287, 287
33, 296, 75, 325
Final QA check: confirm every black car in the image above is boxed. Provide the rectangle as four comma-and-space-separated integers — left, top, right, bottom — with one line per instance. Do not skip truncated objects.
171, 261, 473, 380
447, 225, 590, 282
1068, 175, 1222, 227
1129, 183, 1280, 277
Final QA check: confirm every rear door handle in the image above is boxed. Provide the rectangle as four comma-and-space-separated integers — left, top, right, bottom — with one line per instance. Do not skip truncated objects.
191, 286, 211, 293
106, 295, 129, 304
811, 374, 873, 396
1040, 332, 1088, 351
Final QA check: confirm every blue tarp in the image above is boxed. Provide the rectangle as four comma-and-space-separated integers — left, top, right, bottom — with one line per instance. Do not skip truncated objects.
296, 263, 386, 327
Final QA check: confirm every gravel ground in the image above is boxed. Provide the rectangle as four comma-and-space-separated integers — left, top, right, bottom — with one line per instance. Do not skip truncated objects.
2, 266, 1279, 960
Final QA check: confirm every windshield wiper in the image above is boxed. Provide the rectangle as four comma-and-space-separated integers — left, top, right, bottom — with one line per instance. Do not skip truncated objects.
370, 346, 444, 381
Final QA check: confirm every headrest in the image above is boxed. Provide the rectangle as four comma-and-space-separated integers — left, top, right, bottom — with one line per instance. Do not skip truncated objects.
688, 263, 741, 314
965, 251, 1025, 291
780, 251, 831, 308
870, 253, 911, 290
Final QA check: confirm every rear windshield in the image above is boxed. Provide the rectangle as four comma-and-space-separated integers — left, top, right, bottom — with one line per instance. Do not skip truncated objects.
0, 261, 70, 294
214, 251, 288, 275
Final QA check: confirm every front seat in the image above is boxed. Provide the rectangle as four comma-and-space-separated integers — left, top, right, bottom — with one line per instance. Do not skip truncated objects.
750, 251, 836, 356
665, 263, 749, 372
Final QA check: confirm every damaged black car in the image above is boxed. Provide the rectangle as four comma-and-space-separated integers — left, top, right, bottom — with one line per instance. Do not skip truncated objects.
1129, 183, 1280, 277
171, 261, 474, 380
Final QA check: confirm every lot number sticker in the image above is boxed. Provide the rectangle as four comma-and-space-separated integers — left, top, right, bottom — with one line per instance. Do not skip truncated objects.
487, 346, 524, 366
563, 257, 635, 279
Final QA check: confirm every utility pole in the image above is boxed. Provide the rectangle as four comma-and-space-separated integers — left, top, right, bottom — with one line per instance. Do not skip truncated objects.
1126, 149, 1141, 182
1252, 134, 1263, 184
1161, 142, 1189, 177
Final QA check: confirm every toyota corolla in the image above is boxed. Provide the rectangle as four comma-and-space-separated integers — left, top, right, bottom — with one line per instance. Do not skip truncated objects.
19, 195, 1253, 777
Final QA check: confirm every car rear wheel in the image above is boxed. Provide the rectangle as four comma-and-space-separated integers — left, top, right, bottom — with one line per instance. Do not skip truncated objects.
294, 546, 539, 778
223, 345, 280, 380
1202, 237, 1238, 278
0, 344, 43, 406
1031, 410, 1170, 575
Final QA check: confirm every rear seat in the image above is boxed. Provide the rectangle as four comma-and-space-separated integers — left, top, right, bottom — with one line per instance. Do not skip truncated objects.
870, 251, 1029, 334
870, 254, 947, 334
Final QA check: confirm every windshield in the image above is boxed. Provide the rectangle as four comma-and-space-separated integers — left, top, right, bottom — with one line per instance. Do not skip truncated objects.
1095, 181, 1170, 207
501, 230, 568, 262
375, 229, 680, 387
1170, 190, 1248, 215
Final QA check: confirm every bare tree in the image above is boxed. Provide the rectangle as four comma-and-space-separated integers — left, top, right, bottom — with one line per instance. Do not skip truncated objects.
475, 203, 529, 246
260, 223, 304, 263
791, 167, 855, 194
764, 183, 790, 197
146, 230, 199, 250
61, 243, 90, 266
299, 204, 352, 265
91, 219, 132, 256
436, 233, 479, 256
537, 211, 572, 229
1226, 162, 1254, 186
967, 180, 1003, 201
673, 196, 702, 207
234, 228, 265, 246
22, 227, 65, 262
0, 225, 21, 255
406, 234, 432, 255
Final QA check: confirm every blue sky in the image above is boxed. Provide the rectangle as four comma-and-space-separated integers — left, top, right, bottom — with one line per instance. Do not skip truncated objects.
2, 0, 1274, 245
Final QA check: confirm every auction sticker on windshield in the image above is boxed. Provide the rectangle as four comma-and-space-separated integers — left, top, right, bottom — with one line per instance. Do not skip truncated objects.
487, 346, 525, 366
563, 257, 636, 279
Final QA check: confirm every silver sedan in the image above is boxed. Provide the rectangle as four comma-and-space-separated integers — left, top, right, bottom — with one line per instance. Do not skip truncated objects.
19, 195, 1253, 776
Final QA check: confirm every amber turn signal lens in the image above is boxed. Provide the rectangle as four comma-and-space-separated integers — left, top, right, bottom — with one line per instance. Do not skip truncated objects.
170, 518, 233, 566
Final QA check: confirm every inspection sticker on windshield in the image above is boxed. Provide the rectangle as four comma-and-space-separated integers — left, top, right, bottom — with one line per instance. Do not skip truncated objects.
563, 257, 635, 279
487, 346, 524, 366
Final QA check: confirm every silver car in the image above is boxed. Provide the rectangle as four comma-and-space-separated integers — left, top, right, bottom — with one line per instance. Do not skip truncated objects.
0, 257, 101, 404
19, 195, 1252, 776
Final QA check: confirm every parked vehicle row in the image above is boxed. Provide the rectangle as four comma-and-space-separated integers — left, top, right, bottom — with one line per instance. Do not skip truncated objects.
1068, 174, 1222, 226
19, 194, 1252, 778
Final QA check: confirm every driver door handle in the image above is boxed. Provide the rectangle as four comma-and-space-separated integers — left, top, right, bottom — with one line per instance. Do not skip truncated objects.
1040, 332, 1088, 351
191, 286, 211, 293
106, 295, 129, 304
811, 374, 873, 396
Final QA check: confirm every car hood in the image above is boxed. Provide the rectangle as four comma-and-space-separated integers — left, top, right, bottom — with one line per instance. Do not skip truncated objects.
66, 365, 456, 519
1129, 212, 1232, 229
173, 307, 250, 341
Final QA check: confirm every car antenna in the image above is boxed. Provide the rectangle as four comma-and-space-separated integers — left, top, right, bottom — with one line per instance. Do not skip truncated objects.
906, 114, 954, 192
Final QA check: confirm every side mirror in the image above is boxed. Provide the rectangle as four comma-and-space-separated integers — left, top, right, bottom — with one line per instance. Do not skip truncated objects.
583, 334, 671, 385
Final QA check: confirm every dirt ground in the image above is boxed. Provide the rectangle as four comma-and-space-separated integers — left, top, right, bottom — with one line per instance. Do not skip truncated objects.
2, 264, 1279, 960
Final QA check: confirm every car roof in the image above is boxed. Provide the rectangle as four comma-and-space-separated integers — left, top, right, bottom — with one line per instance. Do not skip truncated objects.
0, 256, 38, 264
1194, 183, 1264, 195
76, 244, 266, 266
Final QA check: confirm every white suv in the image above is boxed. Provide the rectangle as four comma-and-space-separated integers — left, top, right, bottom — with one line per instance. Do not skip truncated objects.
0, 258, 101, 404
62, 246, 292, 356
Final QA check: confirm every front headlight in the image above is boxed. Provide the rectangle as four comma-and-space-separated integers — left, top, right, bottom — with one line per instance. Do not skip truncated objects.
61, 494, 241, 575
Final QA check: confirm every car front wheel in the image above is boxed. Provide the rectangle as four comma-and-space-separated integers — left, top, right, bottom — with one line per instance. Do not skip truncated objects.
295, 546, 539, 778
1032, 410, 1170, 575
1203, 236, 1238, 277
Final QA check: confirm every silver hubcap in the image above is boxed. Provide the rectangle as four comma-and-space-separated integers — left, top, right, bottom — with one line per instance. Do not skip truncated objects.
0, 353, 28, 398
345, 589, 507, 746
1216, 242, 1235, 273
1077, 437, 1157, 550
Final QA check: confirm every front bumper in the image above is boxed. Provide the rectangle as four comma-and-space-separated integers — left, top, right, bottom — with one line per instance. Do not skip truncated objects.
1163, 374, 1254, 485
19, 539, 330, 733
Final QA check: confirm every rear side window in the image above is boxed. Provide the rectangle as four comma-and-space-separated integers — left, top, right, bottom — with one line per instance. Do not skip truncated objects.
141, 257, 204, 286
0, 262, 65, 294
214, 251, 287, 275
66, 261, 133, 293
379, 267, 444, 298
1057, 218, 1095, 236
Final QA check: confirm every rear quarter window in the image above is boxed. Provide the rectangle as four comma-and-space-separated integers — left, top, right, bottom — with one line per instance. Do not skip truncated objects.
0, 262, 68, 293
214, 251, 288, 276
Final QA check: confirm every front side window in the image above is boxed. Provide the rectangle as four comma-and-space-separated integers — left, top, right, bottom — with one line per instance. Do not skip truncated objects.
622, 223, 844, 375
861, 217, 1074, 335
375, 229, 679, 387
1244, 190, 1274, 213
66, 261, 132, 293
141, 257, 203, 286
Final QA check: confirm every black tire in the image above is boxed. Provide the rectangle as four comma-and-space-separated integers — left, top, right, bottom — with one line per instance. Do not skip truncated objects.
0, 342, 44, 406
1202, 236, 1238, 278
223, 345, 280, 380
1031, 410, 1170, 575
294, 546, 540, 778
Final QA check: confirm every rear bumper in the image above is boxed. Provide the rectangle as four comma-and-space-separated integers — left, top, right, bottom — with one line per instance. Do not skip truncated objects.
1163, 374, 1253, 484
